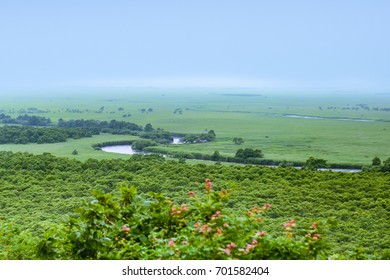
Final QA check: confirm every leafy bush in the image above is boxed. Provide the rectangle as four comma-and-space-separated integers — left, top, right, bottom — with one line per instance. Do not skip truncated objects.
303, 157, 328, 171
38, 179, 328, 260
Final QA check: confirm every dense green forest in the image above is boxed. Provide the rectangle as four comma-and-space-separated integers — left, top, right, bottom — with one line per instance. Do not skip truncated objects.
0, 151, 389, 259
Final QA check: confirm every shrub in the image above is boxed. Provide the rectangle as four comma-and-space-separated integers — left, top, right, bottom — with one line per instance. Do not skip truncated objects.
37, 179, 329, 260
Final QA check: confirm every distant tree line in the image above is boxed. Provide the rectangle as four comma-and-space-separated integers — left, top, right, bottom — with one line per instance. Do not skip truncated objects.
0, 114, 51, 126
58, 119, 143, 135
0, 126, 93, 144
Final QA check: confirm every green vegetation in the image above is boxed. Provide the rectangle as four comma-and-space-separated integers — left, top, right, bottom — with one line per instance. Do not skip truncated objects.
233, 137, 244, 145
0, 152, 389, 259
302, 157, 328, 171
0, 113, 51, 126
235, 148, 264, 159
0, 125, 94, 144
36, 180, 328, 260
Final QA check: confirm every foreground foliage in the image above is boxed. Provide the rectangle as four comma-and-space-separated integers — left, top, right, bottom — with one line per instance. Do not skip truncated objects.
38, 179, 328, 260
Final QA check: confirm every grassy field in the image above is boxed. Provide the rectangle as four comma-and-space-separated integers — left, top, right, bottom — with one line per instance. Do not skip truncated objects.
1, 87, 389, 165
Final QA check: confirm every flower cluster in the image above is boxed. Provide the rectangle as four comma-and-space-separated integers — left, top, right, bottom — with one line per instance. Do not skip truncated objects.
306, 233, 321, 240
205, 178, 213, 191
256, 231, 266, 237
171, 204, 188, 215
198, 224, 212, 234
283, 219, 296, 230
222, 242, 237, 255
121, 225, 131, 233
211, 211, 221, 220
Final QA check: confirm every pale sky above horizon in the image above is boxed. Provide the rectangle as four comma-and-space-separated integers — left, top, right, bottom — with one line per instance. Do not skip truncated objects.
1, 0, 390, 91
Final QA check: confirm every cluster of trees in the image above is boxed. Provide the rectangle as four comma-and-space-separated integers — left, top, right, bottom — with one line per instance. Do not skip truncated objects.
58, 119, 143, 135
0, 114, 51, 126
235, 148, 263, 159
1, 152, 389, 259
0, 126, 93, 144
139, 108, 153, 113
302, 157, 328, 171
139, 124, 173, 144
183, 130, 216, 143
233, 137, 244, 145
362, 157, 390, 172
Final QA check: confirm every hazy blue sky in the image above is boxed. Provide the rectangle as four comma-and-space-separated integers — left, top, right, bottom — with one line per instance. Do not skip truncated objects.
1, 0, 389, 90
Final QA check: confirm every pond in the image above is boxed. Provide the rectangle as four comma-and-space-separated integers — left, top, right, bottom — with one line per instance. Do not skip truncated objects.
100, 137, 184, 155
101, 145, 146, 155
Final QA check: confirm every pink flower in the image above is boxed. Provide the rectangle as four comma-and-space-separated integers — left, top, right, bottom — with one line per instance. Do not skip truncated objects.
283, 219, 296, 230
194, 221, 201, 228
223, 223, 229, 227
262, 203, 272, 211
212, 211, 222, 220
199, 224, 212, 233
215, 227, 222, 235
181, 204, 188, 212
313, 234, 321, 240
252, 239, 258, 245
182, 241, 189, 245
188, 191, 195, 197
311, 222, 317, 229
168, 240, 175, 247
257, 231, 266, 237
222, 242, 236, 255
121, 225, 131, 232
245, 243, 256, 253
